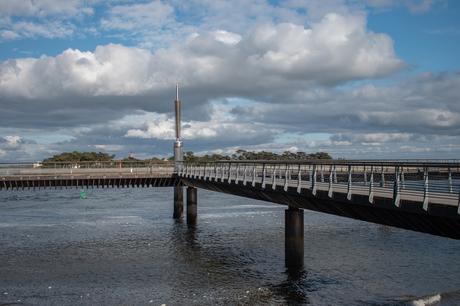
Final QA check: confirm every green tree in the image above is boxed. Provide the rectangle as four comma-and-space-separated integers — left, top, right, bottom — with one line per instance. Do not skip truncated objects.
43, 151, 115, 163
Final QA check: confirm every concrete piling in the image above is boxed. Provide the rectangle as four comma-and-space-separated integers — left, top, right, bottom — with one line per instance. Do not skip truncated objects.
186, 186, 197, 225
173, 186, 184, 219
285, 206, 304, 269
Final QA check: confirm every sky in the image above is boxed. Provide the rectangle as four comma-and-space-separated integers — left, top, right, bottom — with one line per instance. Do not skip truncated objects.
0, 0, 459, 161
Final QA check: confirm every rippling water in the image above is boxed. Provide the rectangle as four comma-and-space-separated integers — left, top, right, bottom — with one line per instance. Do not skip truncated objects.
1, 187, 460, 305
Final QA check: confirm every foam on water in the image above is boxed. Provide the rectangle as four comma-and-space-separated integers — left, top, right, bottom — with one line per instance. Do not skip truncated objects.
410, 294, 442, 306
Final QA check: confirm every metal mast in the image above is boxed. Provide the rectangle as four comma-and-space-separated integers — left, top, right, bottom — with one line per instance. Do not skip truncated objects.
173, 83, 183, 169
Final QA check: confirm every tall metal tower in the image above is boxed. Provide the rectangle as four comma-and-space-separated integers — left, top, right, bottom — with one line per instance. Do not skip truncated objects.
173, 83, 184, 219
173, 83, 183, 167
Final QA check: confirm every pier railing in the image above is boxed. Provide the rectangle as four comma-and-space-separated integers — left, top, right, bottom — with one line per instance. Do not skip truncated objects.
178, 160, 460, 211
0, 161, 174, 177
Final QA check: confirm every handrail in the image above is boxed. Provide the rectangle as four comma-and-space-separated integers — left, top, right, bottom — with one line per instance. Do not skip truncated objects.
0, 161, 174, 168
180, 159, 460, 168
177, 160, 460, 211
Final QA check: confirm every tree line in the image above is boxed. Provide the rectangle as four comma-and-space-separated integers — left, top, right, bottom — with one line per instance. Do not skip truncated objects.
42, 150, 332, 163
182, 150, 331, 162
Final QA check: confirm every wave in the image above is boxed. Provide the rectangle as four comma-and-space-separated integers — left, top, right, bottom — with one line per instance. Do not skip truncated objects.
407, 289, 460, 306
410, 294, 441, 306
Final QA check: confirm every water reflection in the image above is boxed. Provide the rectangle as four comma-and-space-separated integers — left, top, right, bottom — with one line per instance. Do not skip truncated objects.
272, 268, 309, 304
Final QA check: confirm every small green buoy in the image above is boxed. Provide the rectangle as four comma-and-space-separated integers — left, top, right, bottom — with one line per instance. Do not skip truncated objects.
79, 189, 87, 199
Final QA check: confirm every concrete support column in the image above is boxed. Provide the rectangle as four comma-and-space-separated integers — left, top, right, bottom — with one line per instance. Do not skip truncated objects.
186, 186, 197, 225
285, 207, 304, 269
173, 186, 184, 219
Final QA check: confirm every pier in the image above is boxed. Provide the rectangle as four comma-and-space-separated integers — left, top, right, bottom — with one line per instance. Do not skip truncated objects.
1, 86, 459, 270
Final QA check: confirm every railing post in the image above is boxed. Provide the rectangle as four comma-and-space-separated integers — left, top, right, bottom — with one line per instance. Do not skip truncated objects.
448, 168, 453, 193
423, 167, 429, 211
272, 165, 277, 190
380, 166, 385, 187
328, 165, 333, 198
284, 164, 289, 191
227, 163, 231, 183
235, 164, 240, 184
400, 167, 405, 189
252, 164, 256, 187
297, 165, 302, 193
243, 164, 247, 185
347, 165, 352, 201
363, 166, 367, 185
320, 165, 324, 183
311, 164, 317, 195
213, 163, 217, 181
369, 166, 374, 203
393, 166, 400, 207
262, 163, 267, 188
220, 163, 224, 182
457, 191, 460, 215
333, 166, 337, 183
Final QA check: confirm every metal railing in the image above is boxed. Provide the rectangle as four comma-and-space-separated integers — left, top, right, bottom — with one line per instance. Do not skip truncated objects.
178, 160, 460, 211
0, 161, 174, 177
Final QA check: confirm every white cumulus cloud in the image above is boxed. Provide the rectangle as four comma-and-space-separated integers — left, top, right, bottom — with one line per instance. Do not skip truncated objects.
0, 13, 403, 99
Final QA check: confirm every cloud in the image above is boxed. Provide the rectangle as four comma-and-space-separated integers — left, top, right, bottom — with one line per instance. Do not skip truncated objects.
0, 0, 440, 43
404, 0, 435, 13
3, 135, 24, 148
123, 103, 276, 142
0, 0, 92, 41
0, 13, 403, 100
101, 1, 174, 31
0, 0, 456, 161
0, 0, 93, 18
2, 20, 75, 40
1, 41, 459, 161
331, 133, 413, 144
365, 0, 437, 13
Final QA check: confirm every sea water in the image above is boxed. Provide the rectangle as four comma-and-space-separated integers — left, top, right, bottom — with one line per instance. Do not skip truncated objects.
1, 188, 460, 305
